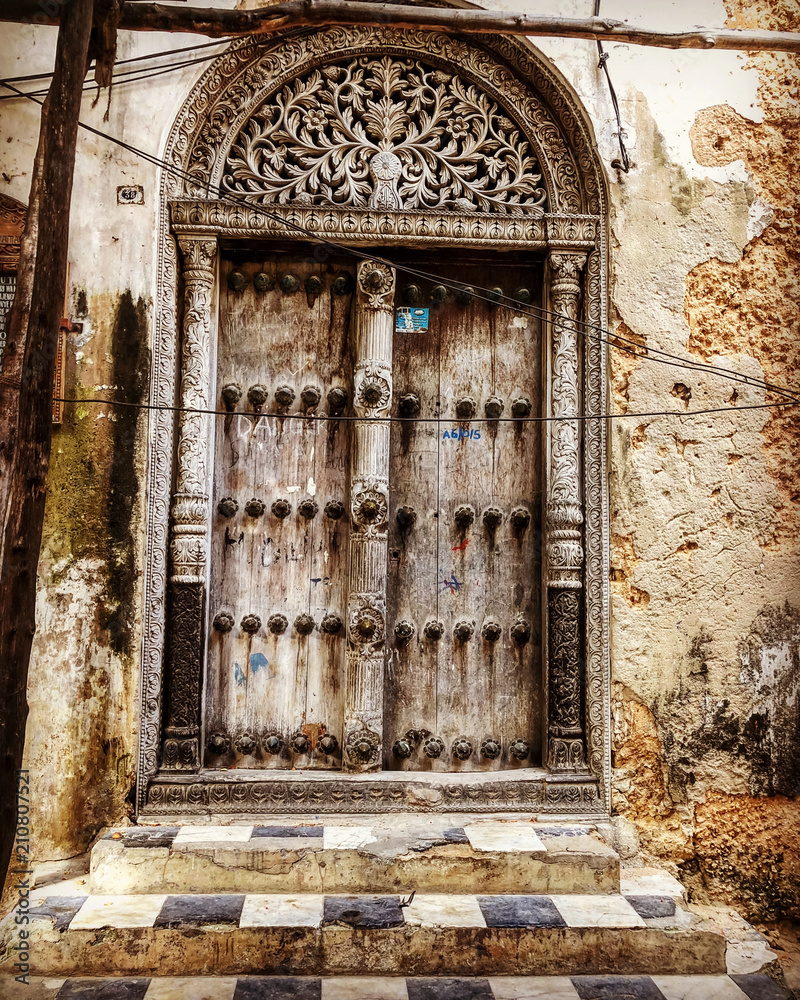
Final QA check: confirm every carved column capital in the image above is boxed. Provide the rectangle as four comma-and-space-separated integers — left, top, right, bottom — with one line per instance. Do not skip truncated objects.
177, 237, 217, 279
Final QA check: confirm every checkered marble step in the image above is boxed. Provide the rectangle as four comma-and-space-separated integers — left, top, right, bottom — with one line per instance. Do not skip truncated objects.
2, 973, 792, 1000
19, 891, 732, 977
90, 821, 620, 896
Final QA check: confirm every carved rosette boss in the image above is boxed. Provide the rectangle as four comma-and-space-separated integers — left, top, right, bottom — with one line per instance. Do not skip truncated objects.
344, 260, 395, 772
161, 237, 217, 772
546, 252, 588, 773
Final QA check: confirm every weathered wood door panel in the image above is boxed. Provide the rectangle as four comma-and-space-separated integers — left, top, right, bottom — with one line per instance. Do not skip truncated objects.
205, 250, 354, 769
386, 255, 544, 771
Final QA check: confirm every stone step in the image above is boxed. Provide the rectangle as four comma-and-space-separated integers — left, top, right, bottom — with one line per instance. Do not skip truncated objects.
1, 974, 793, 1000
16, 890, 734, 978
90, 818, 620, 896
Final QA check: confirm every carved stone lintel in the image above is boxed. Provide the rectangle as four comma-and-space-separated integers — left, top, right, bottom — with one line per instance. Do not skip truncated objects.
343, 260, 396, 772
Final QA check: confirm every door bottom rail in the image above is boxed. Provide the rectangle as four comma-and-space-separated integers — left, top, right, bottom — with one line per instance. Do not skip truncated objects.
142, 767, 603, 817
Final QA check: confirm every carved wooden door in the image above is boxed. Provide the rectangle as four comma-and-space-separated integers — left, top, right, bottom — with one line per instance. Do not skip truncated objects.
205, 249, 355, 770
385, 253, 544, 771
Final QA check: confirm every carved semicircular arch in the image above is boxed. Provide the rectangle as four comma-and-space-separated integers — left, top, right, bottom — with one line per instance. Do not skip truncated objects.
170, 26, 603, 217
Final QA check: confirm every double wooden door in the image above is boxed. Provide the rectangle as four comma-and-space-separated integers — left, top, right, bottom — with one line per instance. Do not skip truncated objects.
205, 245, 543, 772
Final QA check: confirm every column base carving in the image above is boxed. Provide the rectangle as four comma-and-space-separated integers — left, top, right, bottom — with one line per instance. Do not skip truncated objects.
160, 581, 205, 772
547, 734, 587, 772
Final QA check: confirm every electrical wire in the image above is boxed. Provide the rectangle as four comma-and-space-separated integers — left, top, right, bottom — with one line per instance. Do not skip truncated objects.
52, 396, 799, 423
594, 0, 630, 172
3, 79, 797, 407
0, 37, 229, 85
0, 50, 224, 101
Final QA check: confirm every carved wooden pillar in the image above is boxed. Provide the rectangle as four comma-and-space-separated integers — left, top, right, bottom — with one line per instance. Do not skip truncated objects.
546, 251, 588, 772
343, 260, 396, 772
161, 237, 217, 771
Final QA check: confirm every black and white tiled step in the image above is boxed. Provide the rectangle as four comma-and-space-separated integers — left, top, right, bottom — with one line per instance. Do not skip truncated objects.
1, 974, 793, 1000
21, 891, 730, 977
91, 821, 619, 896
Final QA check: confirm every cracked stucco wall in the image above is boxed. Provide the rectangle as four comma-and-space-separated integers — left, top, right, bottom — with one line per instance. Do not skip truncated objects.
0, 0, 797, 918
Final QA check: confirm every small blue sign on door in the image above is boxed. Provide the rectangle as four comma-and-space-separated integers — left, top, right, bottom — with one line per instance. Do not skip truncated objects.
396, 307, 429, 332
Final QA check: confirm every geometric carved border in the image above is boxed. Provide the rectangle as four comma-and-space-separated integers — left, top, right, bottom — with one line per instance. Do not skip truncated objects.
143, 772, 603, 816
138, 23, 610, 814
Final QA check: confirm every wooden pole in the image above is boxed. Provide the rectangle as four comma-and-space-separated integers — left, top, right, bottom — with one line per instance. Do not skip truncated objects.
3, 0, 800, 52
0, 0, 94, 894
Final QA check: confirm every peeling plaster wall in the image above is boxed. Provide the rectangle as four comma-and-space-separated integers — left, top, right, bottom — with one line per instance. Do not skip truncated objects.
0, 0, 797, 916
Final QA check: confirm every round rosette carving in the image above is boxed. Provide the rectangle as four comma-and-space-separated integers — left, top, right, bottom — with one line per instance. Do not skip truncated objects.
346, 728, 381, 765
320, 613, 343, 635
452, 737, 473, 760
394, 619, 416, 642
481, 737, 502, 760
294, 613, 316, 635
263, 732, 284, 755
268, 613, 288, 635
353, 487, 387, 526
213, 611, 235, 633
207, 733, 230, 755
357, 375, 391, 410
357, 262, 394, 308
423, 736, 445, 758
349, 605, 385, 644
235, 733, 258, 756
240, 614, 262, 634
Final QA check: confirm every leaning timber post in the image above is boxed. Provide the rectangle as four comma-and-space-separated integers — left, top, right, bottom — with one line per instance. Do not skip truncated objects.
0, 0, 93, 891
342, 259, 396, 772
546, 251, 589, 772
160, 237, 217, 770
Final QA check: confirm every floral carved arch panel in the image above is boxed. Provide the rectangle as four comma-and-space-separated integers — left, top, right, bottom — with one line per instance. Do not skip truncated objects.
138, 24, 610, 816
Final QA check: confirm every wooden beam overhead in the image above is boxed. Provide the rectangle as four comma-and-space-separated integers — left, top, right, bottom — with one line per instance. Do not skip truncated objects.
2, 0, 799, 54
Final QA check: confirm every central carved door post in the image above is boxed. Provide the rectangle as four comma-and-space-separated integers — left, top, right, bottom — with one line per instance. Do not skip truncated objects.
343, 260, 396, 772
546, 252, 588, 772
161, 237, 217, 771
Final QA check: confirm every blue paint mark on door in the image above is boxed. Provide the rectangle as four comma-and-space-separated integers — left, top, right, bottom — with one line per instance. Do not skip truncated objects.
249, 652, 268, 673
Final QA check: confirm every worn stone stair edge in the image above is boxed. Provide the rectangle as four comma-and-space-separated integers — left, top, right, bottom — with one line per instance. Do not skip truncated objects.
0, 974, 794, 1000
4, 890, 741, 978
90, 820, 621, 896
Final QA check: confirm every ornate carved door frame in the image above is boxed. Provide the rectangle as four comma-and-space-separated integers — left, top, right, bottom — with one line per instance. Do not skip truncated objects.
137, 26, 611, 819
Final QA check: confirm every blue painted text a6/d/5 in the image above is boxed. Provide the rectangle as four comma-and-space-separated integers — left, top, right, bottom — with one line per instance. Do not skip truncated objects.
442, 427, 481, 441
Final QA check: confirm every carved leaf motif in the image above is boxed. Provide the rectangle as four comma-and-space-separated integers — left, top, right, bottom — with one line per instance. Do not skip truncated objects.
221, 56, 547, 215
